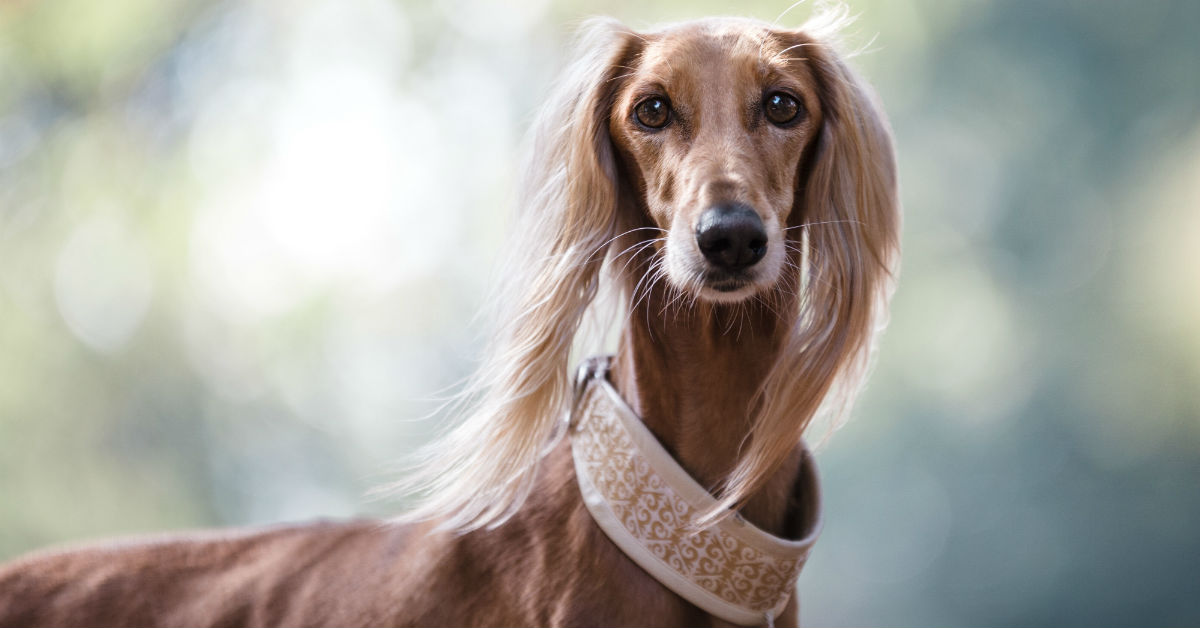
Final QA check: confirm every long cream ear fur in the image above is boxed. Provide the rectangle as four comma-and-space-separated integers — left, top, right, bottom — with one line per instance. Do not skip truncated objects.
390, 18, 637, 530
713, 15, 902, 519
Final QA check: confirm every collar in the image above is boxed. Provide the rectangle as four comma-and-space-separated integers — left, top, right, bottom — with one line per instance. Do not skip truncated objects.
568, 357, 822, 626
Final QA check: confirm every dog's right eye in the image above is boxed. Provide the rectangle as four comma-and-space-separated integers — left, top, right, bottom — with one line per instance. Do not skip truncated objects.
764, 92, 803, 126
634, 97, 671, 129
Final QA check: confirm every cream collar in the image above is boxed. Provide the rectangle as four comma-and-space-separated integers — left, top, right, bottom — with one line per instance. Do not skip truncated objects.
569, 357, 822, 626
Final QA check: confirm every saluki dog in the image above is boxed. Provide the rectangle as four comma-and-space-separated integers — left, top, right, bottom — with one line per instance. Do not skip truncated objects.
0, 11, 898, 628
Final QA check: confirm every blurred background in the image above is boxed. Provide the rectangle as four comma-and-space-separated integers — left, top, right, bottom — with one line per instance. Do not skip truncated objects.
1, 0, 1198, 625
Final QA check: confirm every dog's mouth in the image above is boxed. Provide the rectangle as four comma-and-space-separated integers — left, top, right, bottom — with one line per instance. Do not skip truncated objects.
692, 268, 764, 303
705, 273, 751, 293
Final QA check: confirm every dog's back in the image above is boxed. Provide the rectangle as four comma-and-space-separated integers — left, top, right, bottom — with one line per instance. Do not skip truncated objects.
0, 520, 410, 627
0, 444, 707, 628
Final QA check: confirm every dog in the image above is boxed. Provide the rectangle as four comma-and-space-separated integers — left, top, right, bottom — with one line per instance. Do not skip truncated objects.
0, 10, 898, 627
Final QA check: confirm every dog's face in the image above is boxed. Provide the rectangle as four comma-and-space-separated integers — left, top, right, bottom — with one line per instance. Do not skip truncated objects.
609, 20, 825, 304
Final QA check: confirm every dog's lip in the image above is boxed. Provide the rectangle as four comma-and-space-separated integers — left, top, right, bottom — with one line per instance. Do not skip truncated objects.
711, 280, 747, 292
704, 271, 752, 292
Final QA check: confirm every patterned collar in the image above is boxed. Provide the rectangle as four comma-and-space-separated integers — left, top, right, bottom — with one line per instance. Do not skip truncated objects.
569, 357, 822, 626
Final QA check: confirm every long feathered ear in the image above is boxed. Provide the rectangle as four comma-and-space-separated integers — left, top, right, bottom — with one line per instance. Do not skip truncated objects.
717, 19, 901, 517
390, 18, 639, 531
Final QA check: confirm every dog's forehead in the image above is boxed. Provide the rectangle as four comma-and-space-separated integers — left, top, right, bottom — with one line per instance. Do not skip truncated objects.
637, 20, 811, 87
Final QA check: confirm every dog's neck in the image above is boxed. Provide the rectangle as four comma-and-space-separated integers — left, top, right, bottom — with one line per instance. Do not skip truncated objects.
610, 281, 803, 534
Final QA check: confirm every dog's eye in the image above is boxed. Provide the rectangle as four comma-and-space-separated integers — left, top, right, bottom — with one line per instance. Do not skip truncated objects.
634, 97, 671, 129
764, 92, 803, 126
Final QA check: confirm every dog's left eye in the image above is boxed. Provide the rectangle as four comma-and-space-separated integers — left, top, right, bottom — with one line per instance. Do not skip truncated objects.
634, 97, 671, 129
764, 92, 803, 126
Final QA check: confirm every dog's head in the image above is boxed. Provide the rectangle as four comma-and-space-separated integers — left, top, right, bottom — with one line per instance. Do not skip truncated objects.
608, 18, 827, 303
582, 16, 900, 314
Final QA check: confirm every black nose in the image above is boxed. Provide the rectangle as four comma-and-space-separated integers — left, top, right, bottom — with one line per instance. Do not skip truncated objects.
695, 203, 768, 271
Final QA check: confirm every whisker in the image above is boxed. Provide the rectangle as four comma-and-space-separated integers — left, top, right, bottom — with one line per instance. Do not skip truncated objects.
849, 32, 881, 59
659, 279, 692, 318
610, 237, 665, 269
671, 282, 692, 313
589, 227, 668, 261
628, 257, 664, 316
774, 56, 810, 65
610, 62, 668, 85
772, 0, 809, 26
768, 42, 818, 65
607, 72, 640, 84
614, 239, 665, 282
782, 219, 864, 231
637, 264, 671, 339
753, 293, 783, 322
